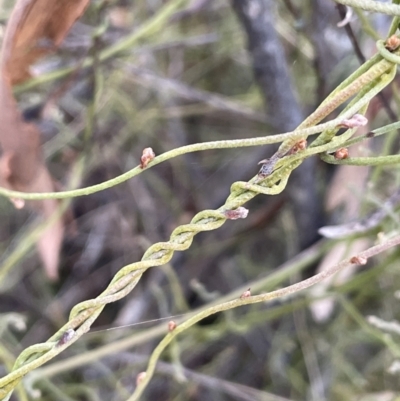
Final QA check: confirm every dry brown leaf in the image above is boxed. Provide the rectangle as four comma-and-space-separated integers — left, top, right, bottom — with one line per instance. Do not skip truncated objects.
0, 0, 90, 279
4, 0, 90, 85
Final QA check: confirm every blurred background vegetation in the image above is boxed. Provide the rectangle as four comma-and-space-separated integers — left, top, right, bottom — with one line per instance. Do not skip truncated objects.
1, 0, 400, 400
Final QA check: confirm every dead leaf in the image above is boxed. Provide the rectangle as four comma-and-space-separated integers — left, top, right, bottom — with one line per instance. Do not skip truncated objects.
0, 0, 90, 279
4, 0, 90, 85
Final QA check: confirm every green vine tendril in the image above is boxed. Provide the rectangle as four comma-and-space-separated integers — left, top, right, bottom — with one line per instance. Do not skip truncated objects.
2, 3, 400, 399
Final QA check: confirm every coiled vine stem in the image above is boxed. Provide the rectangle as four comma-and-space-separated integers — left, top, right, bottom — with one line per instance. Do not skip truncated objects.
2, 16, 400, 401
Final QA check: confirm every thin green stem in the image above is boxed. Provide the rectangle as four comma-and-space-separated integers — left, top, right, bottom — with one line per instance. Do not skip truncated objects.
128, 235, 400, 400
321, 153, 400, 166
0, 82, 393, 203
24, 241, 326, 383
2, 21, 400, 400
0, 115, 365, 200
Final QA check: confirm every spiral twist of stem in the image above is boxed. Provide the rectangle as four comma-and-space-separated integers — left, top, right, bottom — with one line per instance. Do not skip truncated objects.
2, 25, 400, 401
0, 164, 294, 400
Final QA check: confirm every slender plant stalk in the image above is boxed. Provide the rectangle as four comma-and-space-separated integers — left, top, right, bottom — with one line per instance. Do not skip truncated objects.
129, 235, 400, 400
2, 2, 400, 399
22, 240, 325, 385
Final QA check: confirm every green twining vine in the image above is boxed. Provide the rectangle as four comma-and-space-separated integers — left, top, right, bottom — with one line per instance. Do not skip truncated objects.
129, 235, 400, 400
2, 2, 400, 399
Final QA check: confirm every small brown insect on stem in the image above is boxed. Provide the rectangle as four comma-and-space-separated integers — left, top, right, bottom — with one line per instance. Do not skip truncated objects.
334, 148, 349, 160
240, 288, 251, 299
289, 139, 307, 155
350, 255, 368, 265
257, 158, 275, 178
257, 139, 306, 178
57, 329, 75, 347
223, 207, 249, 220
136, 372, 147, 386
385, 35, 400, 52
168, 321, 177, 332
140, 147, 155, 169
